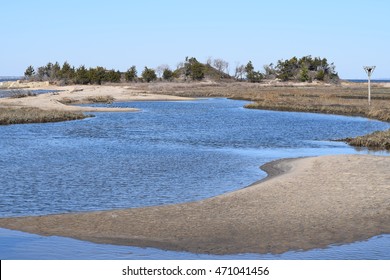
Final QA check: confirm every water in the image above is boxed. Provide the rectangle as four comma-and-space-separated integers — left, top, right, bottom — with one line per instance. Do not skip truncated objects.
0, 98, 389, 259
346, 79, 390, 83
0, 76, 21, 82
1, 228, 389, 260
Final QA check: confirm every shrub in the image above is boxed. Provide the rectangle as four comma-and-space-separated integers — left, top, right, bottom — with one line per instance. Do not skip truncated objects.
141, 67, 157, 82
0, 107, 89, 125
125, 66, 137, 82
162, 68, 174, 81
85, 95, 115, 104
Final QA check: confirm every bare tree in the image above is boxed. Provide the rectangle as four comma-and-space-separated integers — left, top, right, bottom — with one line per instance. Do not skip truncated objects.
206, 56, 213, 66
176, 61, 184, 70
213, 58, 229, 76
234, 63, 246, 81
156, 64, 170, 78
263, 63, 276, 79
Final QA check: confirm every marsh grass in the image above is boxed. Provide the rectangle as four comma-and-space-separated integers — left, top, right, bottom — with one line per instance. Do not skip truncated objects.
344, 129, 390, 150
9, 90, 37, 98
0, 107, 90, 125
146, 82, 390, 120
59, 97, 80, 104
85, 95, 115, 104
59, 95, 114, 105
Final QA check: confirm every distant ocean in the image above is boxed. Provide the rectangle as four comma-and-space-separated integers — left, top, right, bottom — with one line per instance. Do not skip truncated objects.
346, 79, 390, 83
3, 76, 390, 83
0, 76, 22, 82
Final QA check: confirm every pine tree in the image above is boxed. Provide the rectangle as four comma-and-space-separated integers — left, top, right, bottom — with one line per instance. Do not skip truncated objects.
141, 67, 157, 82
75, 65, 90, 84
162, 68, 174, 81
24, 65, 35, 79
125, 66, 137, 82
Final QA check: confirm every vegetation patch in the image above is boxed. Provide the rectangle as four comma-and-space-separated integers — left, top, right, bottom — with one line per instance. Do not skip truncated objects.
344, 129, 390, 150
85, 95, 115, 104
59, 97, 80, 104
59, 95, 115, 105
0, 107, 90, 125
9, 90, 37, 98
23, 55, 339, 85
244, 100, 390, 123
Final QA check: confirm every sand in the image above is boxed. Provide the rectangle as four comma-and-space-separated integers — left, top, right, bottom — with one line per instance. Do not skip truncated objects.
0, 154, 389, 255
0, 84, 195, 112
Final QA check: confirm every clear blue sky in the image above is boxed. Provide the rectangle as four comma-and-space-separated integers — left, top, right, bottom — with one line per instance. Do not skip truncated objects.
1, 0, 389, 78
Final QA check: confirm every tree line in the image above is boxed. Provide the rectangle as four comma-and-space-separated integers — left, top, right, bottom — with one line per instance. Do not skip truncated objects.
24, 55, 339, 85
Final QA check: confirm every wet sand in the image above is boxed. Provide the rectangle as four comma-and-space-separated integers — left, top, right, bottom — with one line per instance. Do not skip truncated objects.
0, 84, 194, 112
0, 154, 389, 255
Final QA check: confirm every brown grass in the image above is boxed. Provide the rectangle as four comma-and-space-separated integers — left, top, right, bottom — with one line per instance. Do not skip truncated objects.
9, 90, 37, 98
59, 95, 115, 105
59, 97, 80, 104
0, 107, 90, 125
144, 81, 390, 120
85, 95, 115, 104
243, 88, 390, 122
344, 129, 390, 150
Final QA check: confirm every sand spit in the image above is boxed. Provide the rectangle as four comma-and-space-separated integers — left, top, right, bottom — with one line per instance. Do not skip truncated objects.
0, 84, 195, 112
0, 154, 389, 255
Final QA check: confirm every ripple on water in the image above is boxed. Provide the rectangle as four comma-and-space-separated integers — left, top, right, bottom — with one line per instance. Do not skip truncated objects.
0, 98, 389, 258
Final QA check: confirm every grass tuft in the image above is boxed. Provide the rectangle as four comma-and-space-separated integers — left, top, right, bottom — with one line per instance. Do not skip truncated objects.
9, 90, 37, 98
0, 107, 91, 125
59, 95, 115, 105
344, 130, 390, 150
85, 95, 115, 104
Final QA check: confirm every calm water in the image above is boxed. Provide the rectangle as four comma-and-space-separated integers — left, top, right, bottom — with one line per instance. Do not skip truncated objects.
346, 79, 390, 83
0, 76, 21, 82
0, 98, 389, 259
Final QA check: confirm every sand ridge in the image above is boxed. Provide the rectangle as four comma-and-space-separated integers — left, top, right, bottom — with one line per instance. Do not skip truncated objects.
0, 84, 195, 112
0, 154, 389, 255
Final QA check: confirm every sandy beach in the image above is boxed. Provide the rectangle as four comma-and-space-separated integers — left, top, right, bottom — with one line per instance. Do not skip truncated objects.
0, 154, 389, 255
0, 84, 194, 112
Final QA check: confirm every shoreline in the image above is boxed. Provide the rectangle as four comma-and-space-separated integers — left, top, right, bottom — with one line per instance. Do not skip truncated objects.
1, 82, 389, 151
0, 82, 389, 255
0, 154, 389, 255
0, 84, 196, 113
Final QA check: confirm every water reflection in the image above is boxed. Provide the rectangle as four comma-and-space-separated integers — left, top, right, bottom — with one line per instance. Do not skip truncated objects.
1, 228, 389, 260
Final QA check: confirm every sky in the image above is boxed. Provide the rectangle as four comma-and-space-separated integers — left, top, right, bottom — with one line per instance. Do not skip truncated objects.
0, 0, 389, 79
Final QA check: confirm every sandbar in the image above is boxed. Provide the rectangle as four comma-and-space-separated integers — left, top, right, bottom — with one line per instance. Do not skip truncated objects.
0, 84, 195, 112
0, 154, 389, 255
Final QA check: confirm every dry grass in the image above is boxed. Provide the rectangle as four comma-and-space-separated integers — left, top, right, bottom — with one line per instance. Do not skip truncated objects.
144, 81, 390, 120
59, 95, 115, 105
243, 87, 390, 122
59, 97, 80, 104
0, 107, 89, 125
344, 129, 390, 150
85, 95, 115, 104
8, 90, 37, 98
